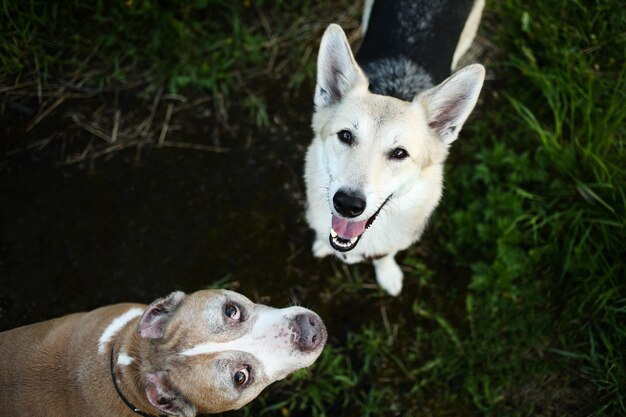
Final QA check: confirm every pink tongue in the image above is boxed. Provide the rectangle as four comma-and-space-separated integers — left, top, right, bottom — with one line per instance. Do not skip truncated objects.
332, 216, 367, 239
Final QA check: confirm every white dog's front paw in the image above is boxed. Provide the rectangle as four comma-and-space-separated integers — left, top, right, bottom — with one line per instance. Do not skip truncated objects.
373, 256, 404, 296
312, 239, 333, 258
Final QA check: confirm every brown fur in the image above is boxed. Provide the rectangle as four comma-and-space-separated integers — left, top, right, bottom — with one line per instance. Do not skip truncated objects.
1, 304, 141, 416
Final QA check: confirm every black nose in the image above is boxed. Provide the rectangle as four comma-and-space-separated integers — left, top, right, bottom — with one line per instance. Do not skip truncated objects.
333, 190, 366, 218
295, 313, 326, 351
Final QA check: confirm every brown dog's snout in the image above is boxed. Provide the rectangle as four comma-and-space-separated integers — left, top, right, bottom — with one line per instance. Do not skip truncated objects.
294, 313, 326, 351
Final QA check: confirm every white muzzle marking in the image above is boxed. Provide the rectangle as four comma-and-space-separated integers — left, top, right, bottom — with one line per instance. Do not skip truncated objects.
180, 307, 316, 381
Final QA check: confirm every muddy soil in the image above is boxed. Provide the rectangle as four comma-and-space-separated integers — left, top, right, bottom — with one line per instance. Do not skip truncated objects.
0, 92, 337, 328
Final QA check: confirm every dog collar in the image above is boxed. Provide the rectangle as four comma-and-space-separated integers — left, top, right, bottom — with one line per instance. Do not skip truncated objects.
110, 346, 162, 417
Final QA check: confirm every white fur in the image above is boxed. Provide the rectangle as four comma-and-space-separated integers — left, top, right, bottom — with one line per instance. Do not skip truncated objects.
314, 25, 369, 108
361, 0, 375, 34
304, 24, 484, 295
98, 307, 143, 354
452, 0, 485, 70
374, 255, 405, 296
117, 351, 134, 366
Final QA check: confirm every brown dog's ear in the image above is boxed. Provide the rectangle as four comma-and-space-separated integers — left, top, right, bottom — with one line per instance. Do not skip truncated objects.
138, 291, 185, 339
145, 372, 195, 417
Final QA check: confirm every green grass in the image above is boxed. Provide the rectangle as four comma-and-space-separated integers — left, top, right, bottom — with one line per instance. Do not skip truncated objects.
1, 0, 359, 122
453, 1, 626, 413
2, 0, 625, 415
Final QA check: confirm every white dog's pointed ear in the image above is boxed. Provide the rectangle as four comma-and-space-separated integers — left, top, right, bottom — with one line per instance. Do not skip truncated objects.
415, 64, 485, 145
314, 24, 368, 107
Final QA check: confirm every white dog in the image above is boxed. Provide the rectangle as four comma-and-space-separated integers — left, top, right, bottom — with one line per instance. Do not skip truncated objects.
304, 0, 485, 295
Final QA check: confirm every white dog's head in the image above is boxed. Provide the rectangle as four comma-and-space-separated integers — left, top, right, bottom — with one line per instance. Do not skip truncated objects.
311, 24, 484, 252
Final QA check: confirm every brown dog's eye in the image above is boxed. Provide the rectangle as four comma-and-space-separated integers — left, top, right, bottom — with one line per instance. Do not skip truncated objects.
234, 366, 250, 386
224, 304, 241, 320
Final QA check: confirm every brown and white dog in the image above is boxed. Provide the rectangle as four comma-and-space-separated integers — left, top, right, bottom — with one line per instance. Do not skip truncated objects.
0, 289, 327, 416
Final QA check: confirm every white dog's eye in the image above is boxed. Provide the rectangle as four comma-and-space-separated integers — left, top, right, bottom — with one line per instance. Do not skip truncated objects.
234, 366, 251, 387
389, 148, 409, 160
337, 129, 353, 145
224, 304, 241, 321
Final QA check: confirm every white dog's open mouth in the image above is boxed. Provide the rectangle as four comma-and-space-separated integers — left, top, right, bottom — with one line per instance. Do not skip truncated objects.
328, 196, 390, 252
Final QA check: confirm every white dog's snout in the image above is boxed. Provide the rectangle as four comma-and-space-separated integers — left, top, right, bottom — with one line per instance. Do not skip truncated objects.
333, 189, 366, 218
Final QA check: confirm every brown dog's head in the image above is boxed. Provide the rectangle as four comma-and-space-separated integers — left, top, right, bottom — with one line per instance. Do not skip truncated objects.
135, 290, 327, 416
